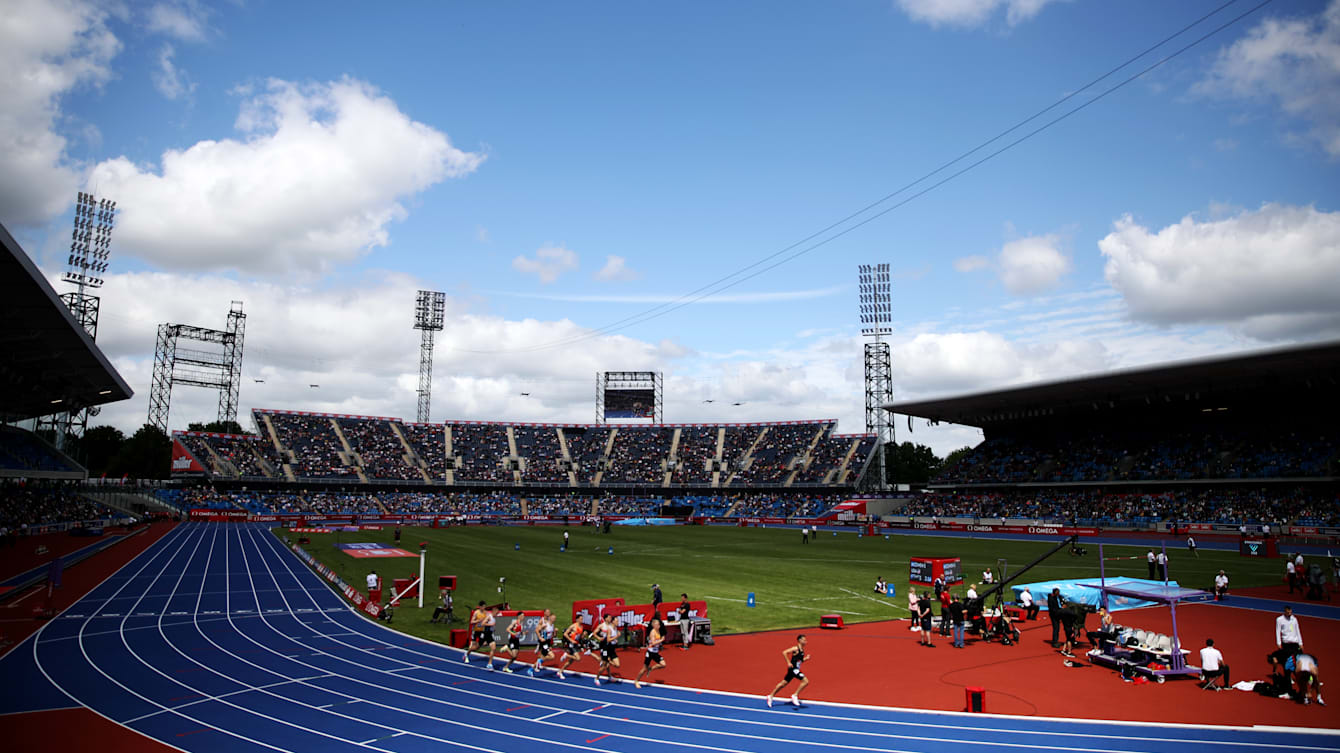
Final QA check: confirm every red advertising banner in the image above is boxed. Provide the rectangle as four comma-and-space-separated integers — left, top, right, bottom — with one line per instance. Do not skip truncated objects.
170, 439, 206, 476
570, 598, 626, 627
570, 598, 707, 630
189, 508, 248, 521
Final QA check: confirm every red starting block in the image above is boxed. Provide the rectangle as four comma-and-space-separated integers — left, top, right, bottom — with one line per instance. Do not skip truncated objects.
965, 686, 986, 712
819, 614, 844, 629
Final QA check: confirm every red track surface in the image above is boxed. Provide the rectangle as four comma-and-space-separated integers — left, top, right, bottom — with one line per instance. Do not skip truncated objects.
1234, 583, 1338, 605
619, 605, 1339, 729
4, 521, 180, 753
8, 527, 1336, 751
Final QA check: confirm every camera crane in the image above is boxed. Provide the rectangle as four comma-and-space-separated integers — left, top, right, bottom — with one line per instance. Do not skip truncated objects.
969, 534, 1079, 616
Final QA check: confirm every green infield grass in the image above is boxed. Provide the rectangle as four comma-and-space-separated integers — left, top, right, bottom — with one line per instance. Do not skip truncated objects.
274, 524, 1285, 646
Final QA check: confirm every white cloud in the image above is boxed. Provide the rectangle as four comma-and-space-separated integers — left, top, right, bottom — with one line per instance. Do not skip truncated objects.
512, 244, 578, 283
498, 285, 845, 304
998, 234, 1071, 295
475, 225, 490, 243
146, 1, 209, 42
87, 77, 485, 276
953, 255, 990, 272
1196, 1, 1340, 156
953, 234, 1071, 294
894, 331, 1110, 396
151, 44, 194, 100
893, 0, 1065, 28
1100, 204, 1340, 340
0, 0, 119, 227
595, 254, 639, 282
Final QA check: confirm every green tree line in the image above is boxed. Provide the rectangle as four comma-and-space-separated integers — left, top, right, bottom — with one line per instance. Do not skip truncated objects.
58, 420, 246, 479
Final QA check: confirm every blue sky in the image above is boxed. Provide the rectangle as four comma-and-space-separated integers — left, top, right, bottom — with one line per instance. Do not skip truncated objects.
4, 0, 1339, 455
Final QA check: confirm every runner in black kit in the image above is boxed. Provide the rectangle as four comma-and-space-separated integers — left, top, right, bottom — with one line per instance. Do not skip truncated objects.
634, 616, 667, 688
464, 602, 497, 666
556, 617, 586, 680
530, 610, 555, 677
594, 614, 621, 685
501, 612, 524, 672
764, 634, 810, 707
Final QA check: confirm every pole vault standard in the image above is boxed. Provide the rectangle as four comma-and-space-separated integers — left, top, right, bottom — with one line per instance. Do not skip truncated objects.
387, 541, 428, 609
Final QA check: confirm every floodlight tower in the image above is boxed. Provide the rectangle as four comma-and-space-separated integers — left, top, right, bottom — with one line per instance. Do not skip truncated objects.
858, 263, 894, 490
36, 191, 116, 449
413, 290, 446, 423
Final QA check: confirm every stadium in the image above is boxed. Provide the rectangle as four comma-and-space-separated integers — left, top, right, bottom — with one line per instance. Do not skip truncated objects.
3, 211, 1339, 750
4, 3, 1340, 751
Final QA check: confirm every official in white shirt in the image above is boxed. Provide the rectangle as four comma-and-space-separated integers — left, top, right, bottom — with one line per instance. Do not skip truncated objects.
1287, 559, 1298, 593
1019, 587, 1038, 619
1213, 570, 1229, 601
366, 570, 379, 592
1156, 551, 1168, 581
1199, 638, 1229, 689
1272, 605, 1303, 666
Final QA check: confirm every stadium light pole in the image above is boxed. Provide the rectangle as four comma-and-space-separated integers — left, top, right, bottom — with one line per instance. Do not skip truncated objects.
413, 290, 446, 423
858, 264, 894, 490
37, 191, 116, 450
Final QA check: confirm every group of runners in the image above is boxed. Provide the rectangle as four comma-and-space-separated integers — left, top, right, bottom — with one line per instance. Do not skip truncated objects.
461, 600, 669, 688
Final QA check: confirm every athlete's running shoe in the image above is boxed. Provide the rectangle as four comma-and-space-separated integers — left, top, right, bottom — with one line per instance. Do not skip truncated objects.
594, 677, 601, 685
556, 671, 566, 679
791, 695, 801, 707
765, 696, 773, 707
502, 666, 513, 673
527, 668, 535, 677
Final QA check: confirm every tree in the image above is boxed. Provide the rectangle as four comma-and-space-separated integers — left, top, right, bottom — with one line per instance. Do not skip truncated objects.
939, 446, 974, 476
187, 420, 248, 435
886, 441, 941, 484
71, 425, 126, 476
108, 423, 173, 479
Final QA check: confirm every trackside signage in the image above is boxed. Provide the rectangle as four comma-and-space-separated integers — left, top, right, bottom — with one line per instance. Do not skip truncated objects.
291, 543, 381, 618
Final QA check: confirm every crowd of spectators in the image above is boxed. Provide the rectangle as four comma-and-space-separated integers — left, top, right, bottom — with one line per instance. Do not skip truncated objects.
718, 425, 759, 476
1, 482, 116, 529
564, 427, 613, 485
338, 418, 421, 481
402, 424, 447, 481
597, 494, 664, 515
670, 426, 717, 484
901, 487, 1339, 528
263, 412, 358, 479
513, 426, 568, 484
730, 492, 841, 518
0, 426, 80, 473
449, 423, 513, 483
526, 494, 592, 515
180, 433, 282, 479
793, 434, 865, 484
601, 428, 672, 484
731, 423, 825, 485
937, 426, 1336, 485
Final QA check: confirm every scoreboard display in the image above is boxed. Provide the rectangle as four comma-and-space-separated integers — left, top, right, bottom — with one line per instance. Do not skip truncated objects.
909, 558, 932, 584
910, 556, 963, 586
603, 388, 655, 419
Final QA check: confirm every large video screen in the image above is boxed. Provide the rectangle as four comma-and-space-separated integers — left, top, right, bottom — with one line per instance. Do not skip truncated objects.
604, 388, 655, 419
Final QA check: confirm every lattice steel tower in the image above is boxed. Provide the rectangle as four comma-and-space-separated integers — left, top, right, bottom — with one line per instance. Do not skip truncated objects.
36, 191, 116, 450
858, 263, 894, 489
413, 290, 445, 423
147, 301, 247, 434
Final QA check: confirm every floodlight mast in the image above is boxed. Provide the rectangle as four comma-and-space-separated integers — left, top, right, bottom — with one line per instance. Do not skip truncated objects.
37, 192, 117, 450
413, 290, 446, 423
858, 263, 894, 490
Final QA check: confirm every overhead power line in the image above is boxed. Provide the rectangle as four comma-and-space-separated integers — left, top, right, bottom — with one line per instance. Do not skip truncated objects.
452, 0, 1273, 355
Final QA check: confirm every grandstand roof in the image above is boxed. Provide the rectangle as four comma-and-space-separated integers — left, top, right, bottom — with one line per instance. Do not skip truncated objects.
0, 221, 133, 422
885, 340, 1340, 428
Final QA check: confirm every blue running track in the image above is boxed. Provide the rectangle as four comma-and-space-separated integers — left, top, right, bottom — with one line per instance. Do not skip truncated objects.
1, 522, 1336, 752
